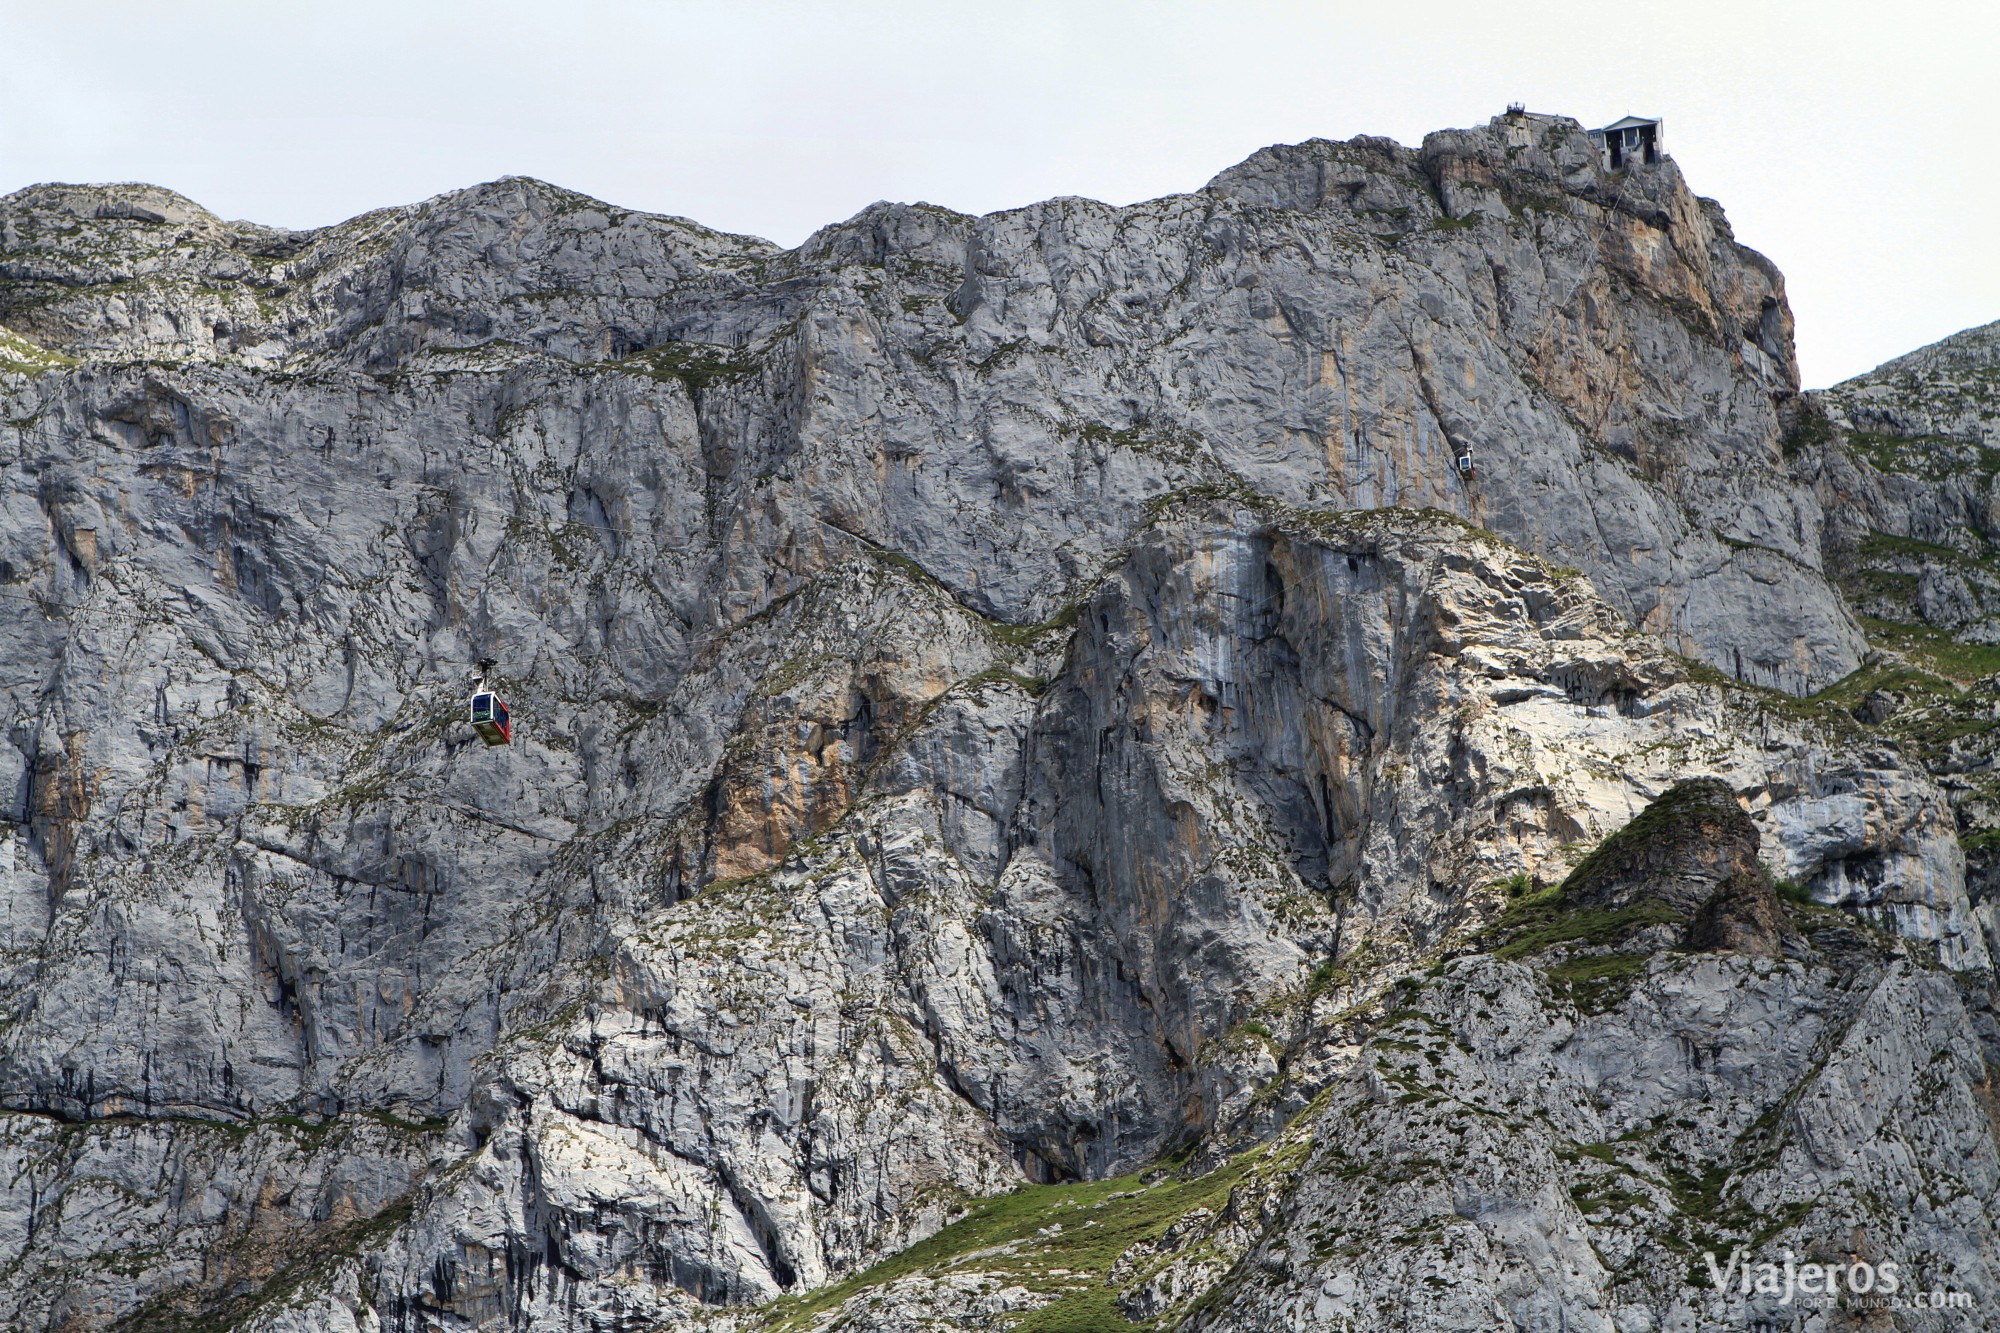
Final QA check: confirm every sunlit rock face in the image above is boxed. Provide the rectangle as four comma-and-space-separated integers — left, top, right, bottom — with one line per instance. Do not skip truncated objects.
0, 110, 1992, 1332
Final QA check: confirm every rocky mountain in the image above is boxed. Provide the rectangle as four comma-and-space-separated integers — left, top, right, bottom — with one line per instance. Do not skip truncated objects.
0, 108, 1993, 1331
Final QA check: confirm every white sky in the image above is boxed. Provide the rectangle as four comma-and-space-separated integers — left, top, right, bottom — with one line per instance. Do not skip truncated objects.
3, 0, 1994, 387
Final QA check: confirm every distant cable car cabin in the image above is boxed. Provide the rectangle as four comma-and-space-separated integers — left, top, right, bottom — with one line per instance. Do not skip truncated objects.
470, 689, 511, 746
1587, 115, 1662, 170
1457, 450, 1475, 478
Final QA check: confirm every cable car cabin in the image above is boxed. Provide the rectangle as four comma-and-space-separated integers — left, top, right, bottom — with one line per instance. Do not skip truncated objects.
1456, 451, 1475, 478
470, 691, 511, 746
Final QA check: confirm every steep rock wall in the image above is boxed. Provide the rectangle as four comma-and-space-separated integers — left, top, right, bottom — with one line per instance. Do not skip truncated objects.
0, 111, 1987, 1331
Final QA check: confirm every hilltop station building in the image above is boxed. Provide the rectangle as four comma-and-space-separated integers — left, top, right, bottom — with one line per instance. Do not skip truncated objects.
1587, 115, 1662, 169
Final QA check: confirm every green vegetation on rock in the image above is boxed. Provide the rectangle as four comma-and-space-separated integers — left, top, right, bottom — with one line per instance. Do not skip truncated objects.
0, 326, 77, 375
754, 1137, 1305, 1333
609, 340, 760, 397
1490, 896, 1685, 961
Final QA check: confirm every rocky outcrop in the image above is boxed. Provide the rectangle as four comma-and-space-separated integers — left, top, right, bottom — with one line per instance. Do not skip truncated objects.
1682, 864, 1788, 956
1561, 777, 1766, 916
0, 110, 1991, 1331
1559, 777, 1792, 956
1779, 319, 2000, 971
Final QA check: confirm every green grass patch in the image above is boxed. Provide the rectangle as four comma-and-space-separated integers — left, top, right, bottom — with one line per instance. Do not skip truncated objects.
1808, 657, 1954, 714
1565, 1141, 1622, 1166
987, 597, 1083, 650
609, 341, 759, 397
1856, 530, 2000, 577
1891, 695, 2000, 754
1959, 829, 2000, 857
1569, 1172, 1651, 1217
1302, 944, 1371, 1004
1839, 567, 1921, 612
751, 1139, 1303, 1332
963, 665, 1050, 696
1667, 654, 1858, 732
1662, 1161, 1732, 1223
1780, 403, 1837, 456
1077, 422, 1164, 452
1844, 431, 2000, 482
1807, 648, 2000, 764
1543, 952, 1651, 1014
1490, 896, 1684, 961
1857, 615, 2000, 683
1772, 878, 1816, 907
0, 325, 77, 375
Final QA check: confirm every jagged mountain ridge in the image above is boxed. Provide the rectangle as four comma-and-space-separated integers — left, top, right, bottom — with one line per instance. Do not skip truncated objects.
3, 116, 1857, 686
0, 109, 1992, 1332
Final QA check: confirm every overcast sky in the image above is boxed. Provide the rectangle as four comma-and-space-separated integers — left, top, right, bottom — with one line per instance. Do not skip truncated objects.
3, 0, 1993, 387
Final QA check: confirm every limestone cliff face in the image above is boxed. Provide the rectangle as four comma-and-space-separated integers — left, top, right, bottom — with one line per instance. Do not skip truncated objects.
0, 111, 1991, 1332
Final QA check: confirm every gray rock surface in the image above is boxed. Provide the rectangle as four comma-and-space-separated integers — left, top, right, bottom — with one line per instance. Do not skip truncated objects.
0, 109, 1991, 1331
1782, 317, 2000, 972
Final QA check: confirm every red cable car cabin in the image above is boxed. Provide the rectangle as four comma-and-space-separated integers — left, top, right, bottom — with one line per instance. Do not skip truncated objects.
470, 690, 511, 746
